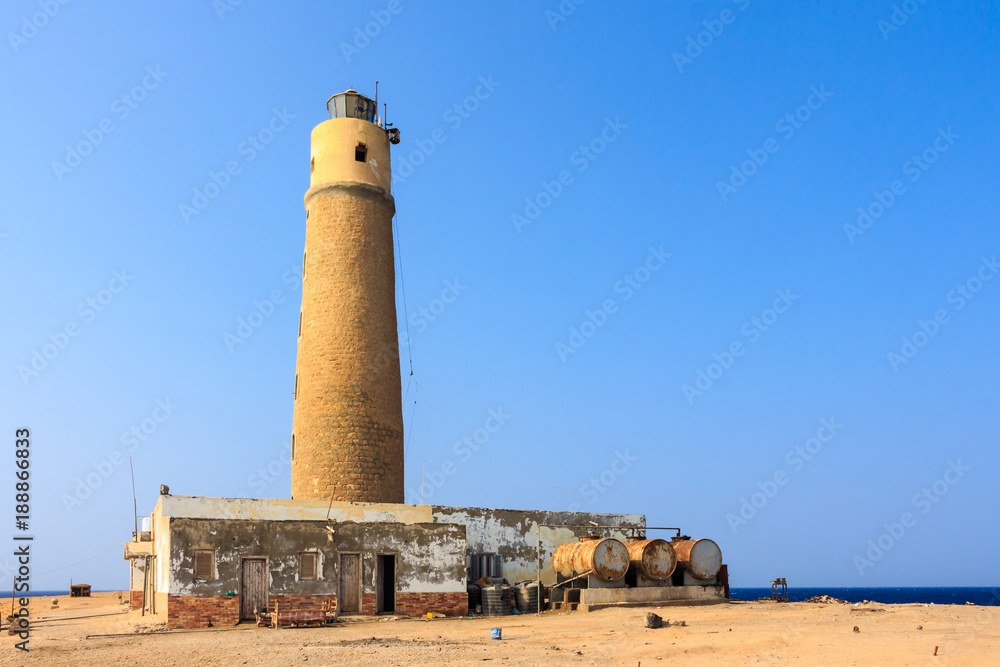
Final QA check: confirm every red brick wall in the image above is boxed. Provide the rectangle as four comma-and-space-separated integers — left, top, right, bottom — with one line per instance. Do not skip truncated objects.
166, 591, 467, 629
396, 592, 467, 618
130, 590, 143, 610
168, 595, 240, 629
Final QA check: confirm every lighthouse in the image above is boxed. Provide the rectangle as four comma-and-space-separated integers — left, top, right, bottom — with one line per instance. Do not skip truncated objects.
291, 89, 404, 503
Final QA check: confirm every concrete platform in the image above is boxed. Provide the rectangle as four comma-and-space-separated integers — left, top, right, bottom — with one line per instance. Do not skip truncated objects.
578, 585, 727, 612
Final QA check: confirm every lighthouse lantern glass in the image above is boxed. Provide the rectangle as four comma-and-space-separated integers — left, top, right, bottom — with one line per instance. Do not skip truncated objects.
327, 92, 376, 123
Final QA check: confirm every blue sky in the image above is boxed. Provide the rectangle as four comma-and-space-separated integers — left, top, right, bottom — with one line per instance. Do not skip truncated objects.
1, 1, 998, 591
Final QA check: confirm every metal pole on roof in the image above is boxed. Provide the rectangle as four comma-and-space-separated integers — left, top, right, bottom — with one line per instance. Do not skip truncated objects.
129, 457, 138, 539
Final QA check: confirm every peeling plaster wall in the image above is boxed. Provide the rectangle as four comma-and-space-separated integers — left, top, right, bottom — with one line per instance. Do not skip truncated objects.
431, 506, 645, 585
145, 496, 646, 594
167, 518, 465, 597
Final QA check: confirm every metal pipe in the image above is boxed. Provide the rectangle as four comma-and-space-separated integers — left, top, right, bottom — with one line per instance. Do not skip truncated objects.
535, 523, 541, 615
549, 570, 593, 589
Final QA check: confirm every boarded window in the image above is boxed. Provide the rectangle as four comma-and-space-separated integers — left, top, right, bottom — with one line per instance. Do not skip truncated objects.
194, 550, 214, 580
300, 552, 318, 580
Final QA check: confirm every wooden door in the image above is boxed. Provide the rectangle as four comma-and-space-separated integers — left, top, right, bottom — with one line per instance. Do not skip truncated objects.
240, 558, 268, 620
339, 553, 361, 613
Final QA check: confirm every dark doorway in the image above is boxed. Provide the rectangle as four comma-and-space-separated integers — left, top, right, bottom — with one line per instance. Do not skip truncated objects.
376, 554, 396, 614
339, 553, 361, 614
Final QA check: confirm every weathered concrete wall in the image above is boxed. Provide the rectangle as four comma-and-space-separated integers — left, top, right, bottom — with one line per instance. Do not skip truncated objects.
580, 584, 727, 609
158, 495, 433, 523
167, 519, 465, 597
151, 497, 171, 594
431, 506, 645, 585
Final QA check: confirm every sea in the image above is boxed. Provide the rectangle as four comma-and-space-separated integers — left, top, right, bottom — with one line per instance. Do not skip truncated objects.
0, 590, 114, 598
730, 587, 1000, 606
7, 588, 998, 606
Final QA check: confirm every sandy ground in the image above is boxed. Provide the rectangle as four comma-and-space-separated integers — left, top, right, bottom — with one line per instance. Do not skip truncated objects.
1, 592, 998, 666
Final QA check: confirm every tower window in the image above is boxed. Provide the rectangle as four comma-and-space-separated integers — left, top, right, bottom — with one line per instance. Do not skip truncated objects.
311, 156, 315, 174
302, 251, 306, 279
298, 312, 303, 338
355, 143, 367, 162
291, 434, 295, 461
294, 374, 298, 399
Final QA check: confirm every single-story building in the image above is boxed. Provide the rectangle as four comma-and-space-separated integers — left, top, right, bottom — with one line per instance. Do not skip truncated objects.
126, 494, 649, 628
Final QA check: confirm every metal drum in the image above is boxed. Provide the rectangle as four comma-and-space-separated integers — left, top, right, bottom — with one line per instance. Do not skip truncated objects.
552, 538, 629, 582
625, 539, 677, 581
672, 538, 722, 580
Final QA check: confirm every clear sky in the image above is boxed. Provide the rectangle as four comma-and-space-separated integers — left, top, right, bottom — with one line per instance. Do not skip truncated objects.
1, 1, 997, 592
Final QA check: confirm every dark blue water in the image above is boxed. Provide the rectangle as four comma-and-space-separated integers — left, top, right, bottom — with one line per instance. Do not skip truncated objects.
730, 587, 1000, 606
5, 588, 998, 606
0, 590, 114, 598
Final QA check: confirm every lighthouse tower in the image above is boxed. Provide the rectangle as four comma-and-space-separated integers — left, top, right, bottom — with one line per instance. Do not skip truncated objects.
291, 89, 404, 503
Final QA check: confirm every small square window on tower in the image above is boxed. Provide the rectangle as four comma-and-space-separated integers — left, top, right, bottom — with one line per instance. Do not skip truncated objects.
193, 549, 215, 581
355, 142, 367, 162
299, 552, 318, 580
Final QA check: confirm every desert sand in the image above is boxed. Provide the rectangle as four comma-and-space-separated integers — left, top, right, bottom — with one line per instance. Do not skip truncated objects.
2, 592, 998, 666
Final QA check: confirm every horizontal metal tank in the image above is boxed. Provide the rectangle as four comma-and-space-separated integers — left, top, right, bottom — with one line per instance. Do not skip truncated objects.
552, 537, 629, 582
625, 539, 677, 581
672, 538, 722, 580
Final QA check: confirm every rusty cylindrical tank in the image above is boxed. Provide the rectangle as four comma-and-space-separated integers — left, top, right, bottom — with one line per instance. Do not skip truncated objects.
672, 538, 722, 580
625, 539, 677, 581
552, 538, 629, 582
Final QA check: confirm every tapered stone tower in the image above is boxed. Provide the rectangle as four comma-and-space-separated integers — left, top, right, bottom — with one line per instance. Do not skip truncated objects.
291, 89, 404, 503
